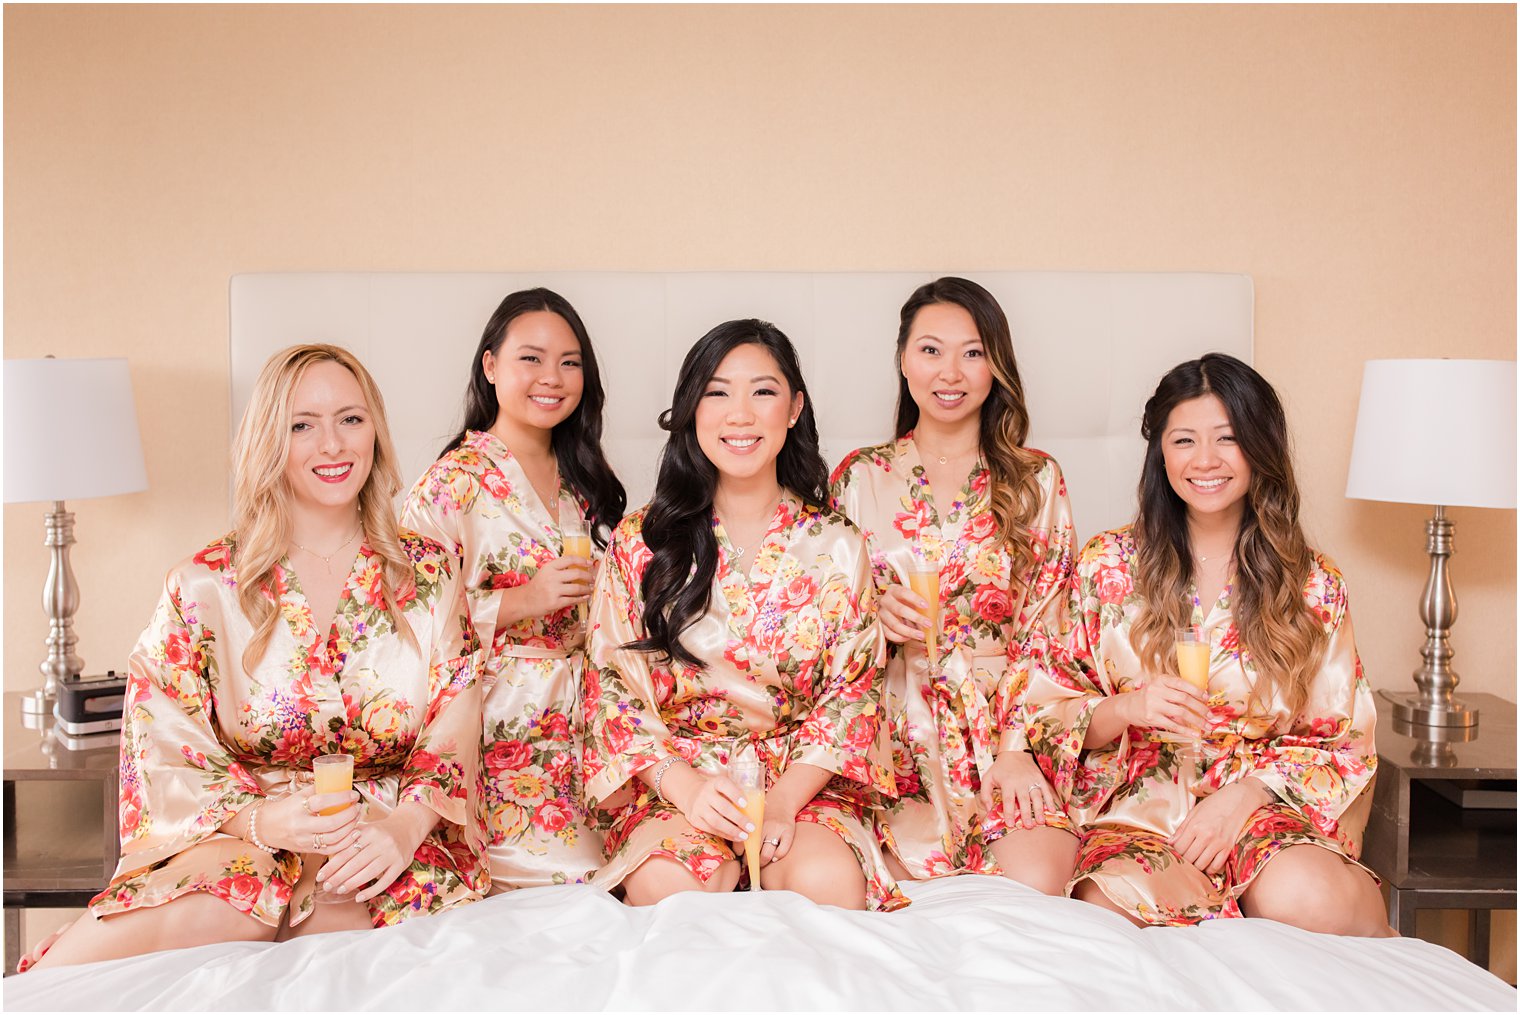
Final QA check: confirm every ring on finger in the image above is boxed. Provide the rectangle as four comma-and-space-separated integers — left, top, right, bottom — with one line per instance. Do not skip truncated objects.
313, 832, 326, 850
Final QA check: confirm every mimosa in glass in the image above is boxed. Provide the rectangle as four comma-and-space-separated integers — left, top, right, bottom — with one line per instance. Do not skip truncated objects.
907, 556, 941, 665
311, 753, 356, 903
561, 508, 592, 627
729, 755, 765, 890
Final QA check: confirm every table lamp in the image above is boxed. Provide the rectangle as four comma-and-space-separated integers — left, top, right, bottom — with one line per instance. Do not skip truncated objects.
1345, 358, 1517, 728
4, 357, 148, 716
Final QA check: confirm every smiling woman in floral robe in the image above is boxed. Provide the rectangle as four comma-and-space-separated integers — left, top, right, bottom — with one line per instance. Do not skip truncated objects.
92, 534, 489, 930
582, 498, 906, 911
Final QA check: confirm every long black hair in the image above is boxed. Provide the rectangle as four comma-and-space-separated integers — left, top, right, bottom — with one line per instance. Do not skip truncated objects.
628, 319, 828, 668
441, 287, 625, 545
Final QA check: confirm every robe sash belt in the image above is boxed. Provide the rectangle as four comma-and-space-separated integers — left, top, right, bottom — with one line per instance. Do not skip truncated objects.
921, 646, 1006, 825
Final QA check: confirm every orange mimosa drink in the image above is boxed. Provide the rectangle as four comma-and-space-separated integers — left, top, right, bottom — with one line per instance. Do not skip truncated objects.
907, 563, 941, 664
313, 753, 354, 816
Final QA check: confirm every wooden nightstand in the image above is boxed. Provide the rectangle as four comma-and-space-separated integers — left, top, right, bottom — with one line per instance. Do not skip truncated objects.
1362, 691, 1516, 968
2, 691, 121, 974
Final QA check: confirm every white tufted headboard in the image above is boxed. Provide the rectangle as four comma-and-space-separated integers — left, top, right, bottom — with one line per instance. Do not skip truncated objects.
230, 272, 1252, 543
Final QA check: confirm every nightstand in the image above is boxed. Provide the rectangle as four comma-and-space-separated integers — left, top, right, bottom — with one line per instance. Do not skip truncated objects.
2, 691, 121, 974
1362, 690, 1516, 968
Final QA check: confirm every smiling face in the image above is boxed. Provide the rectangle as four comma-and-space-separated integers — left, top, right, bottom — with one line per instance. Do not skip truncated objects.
482, 310, 585, 440
899, 302, 994, 431
694, 342, 804, 488
282, 359, 376, 517
1161, 393, 1253, 526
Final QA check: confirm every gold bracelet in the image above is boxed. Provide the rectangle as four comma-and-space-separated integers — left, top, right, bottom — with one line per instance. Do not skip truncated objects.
651, 756, 681, 803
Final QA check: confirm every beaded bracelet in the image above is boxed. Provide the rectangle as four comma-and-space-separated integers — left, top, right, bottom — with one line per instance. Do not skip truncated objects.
246, 798, 277, 854
651, 756, 681, 803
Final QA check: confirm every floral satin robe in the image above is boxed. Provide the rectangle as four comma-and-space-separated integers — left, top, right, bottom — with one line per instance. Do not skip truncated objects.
1023, 526, 1377, 925
92, 534, 488, 929
403, 429, 605, 890
582, 497, 906, 911
830, 437, 1077, 879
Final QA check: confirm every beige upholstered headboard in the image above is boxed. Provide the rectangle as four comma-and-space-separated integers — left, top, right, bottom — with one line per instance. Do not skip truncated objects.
230, 272, 1253, 542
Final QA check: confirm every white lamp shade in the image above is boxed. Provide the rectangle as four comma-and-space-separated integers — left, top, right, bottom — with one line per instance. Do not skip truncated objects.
1345, 359, 1516, 510
4, 357, 149, 504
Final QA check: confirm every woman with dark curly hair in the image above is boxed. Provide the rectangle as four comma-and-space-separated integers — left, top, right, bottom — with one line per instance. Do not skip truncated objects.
582, 319, 903, 911
1025, 353, 1390, 934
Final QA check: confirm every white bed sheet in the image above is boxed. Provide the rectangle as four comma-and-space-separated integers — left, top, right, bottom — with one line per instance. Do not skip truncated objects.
6, 877, 1511, 1011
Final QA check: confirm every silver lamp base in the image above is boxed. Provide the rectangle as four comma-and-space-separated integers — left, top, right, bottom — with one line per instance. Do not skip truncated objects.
1382, 689, 1478, 729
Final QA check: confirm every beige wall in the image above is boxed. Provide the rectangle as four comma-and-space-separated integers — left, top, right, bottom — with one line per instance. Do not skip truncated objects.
6, 3, 1513, 700
3, 0, 1514, 979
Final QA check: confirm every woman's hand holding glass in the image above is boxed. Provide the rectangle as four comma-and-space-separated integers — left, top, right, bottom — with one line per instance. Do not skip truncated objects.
253, 788, 362, 855
496, 557, 595, 626
1119, 674, 1210, 738
878, 583, 933, 645
661, 764, 755, 844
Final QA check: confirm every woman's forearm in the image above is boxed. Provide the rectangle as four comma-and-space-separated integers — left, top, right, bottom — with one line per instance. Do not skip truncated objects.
766, 762, 831, 818
1082, 694, 1132, 750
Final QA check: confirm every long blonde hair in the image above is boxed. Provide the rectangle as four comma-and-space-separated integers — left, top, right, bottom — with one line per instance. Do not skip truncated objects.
893, 277, 1046, 591
232, 344, 416, 674
1129, 354, 1327, 715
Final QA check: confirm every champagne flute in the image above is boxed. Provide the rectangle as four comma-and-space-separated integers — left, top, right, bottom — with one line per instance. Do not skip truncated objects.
1174, 627, 1210, 782
906, 548, 941, 667
560, 508, 592, 630
729, 754, 766, 891
311, 753, 356, 904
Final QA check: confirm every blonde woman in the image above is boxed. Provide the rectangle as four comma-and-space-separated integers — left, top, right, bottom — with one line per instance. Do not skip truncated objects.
23, 344, 487, 971
1025, 354, 1389, 934
829, 277, 1079, 893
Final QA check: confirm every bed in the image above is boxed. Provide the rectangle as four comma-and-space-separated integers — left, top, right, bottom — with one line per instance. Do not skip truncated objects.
7, 878, 1512, 1010
8, 272, 1511, 1009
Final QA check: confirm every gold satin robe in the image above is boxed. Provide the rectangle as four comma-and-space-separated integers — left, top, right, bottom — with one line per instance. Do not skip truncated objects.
1024, 526, 1378, 924
91, 535, 488, 928
582, 496, 906, 911
830, 436, 1077, 878
403, 429, 605, 890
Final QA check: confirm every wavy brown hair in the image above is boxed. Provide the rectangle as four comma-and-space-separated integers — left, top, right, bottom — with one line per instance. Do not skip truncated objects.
894, 277, 1046, 590
232, 344, 417, 675
1130, 353, 1326, 714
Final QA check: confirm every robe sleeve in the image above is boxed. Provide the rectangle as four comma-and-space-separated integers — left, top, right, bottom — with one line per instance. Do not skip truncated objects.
997, 456, 1078, 755
790, 539, 893, 795
395, 553, 484, 833
1246, 570, 1377, 839
828, 451, 897, 600
114, 568, 265, 876
581, 520, 681, 807
1020, 537, 1127, 819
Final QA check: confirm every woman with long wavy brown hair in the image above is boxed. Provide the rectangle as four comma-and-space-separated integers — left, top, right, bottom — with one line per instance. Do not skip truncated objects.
1024, 353, 1390, 934
830, 277, 1079, 892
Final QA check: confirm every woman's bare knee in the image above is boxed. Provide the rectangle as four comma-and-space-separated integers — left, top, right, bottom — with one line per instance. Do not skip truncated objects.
1243, 847, 1392, 936
622, 856, 737, 906
30, 891, 275, 971
763, 824, 867, 909
991, 826, 1080, 896
1072, 877, 1148, 928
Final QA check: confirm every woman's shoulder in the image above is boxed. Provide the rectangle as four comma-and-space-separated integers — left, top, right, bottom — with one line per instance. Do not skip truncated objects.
1303, 549, 1350, 622
1077, 525, 1135, 568
162, 534, 239, 590
829, 439, 904, 488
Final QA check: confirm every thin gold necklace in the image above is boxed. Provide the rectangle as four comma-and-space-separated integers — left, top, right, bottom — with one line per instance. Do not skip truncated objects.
292, 525, 362, 575
916, 437, 980, 466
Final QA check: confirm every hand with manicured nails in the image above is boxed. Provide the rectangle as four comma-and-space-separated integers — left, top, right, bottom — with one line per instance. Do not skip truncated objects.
978, 749, 1057, 830
878, 583, 932, 646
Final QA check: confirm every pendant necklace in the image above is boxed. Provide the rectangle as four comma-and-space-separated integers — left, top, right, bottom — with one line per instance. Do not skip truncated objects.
292, 526, 362, 575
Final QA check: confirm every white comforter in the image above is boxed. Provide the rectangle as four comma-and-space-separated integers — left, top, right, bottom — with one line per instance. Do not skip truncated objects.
6, 877, 1512, 1011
